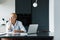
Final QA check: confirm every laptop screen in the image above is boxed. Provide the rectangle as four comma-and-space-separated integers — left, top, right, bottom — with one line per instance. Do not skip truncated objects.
27, 24, 38, 33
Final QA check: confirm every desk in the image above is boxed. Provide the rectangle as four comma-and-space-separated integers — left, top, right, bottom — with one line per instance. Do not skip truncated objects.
0, 32, 54, 40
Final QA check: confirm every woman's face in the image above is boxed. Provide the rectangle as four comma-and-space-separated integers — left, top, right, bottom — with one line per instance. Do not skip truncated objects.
9, 14, 17, 23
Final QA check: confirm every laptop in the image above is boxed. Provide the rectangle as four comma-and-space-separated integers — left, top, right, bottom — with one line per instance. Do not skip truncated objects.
27, 24, 38, 34
20, 24, 38, 36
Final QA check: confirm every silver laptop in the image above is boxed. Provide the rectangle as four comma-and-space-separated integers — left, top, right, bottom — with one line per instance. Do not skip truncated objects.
27, 24, 38, 34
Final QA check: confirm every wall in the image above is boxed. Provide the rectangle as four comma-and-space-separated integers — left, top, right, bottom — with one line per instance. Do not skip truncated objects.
16, 0, 49, 32
32, 0, 49, 32
16, 0, 31, 14
0, 0, 15, 32
49, 0, 54, 32
54, 0, 60, 40
0, 0, 15, 24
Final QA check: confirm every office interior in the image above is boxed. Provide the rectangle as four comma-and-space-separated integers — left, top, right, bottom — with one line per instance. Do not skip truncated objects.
0, 0, 54, 40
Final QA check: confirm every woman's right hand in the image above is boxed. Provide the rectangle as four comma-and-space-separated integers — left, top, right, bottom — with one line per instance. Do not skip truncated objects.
8, 25, 11, 30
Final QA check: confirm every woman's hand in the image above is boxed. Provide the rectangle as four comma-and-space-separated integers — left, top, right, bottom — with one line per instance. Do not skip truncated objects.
13, 30, 24, 33
8, 25, 11, 30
